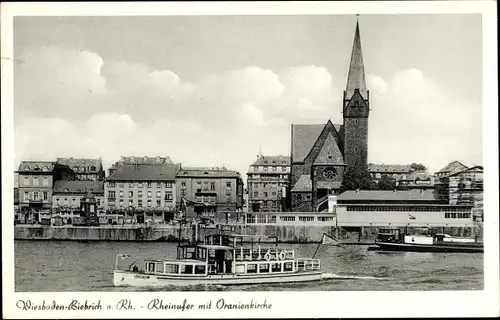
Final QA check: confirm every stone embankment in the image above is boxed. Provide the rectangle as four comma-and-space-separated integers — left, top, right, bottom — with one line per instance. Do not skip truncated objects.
14, 224, 483, 243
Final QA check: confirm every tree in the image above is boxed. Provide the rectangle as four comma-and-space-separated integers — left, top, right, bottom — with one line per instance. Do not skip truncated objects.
341, 162, 376, 191
377, 174, 396, 190
410, 163, 427, 171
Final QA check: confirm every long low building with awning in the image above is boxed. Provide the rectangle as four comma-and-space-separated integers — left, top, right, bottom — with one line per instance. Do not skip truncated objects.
335, 189, 474, 227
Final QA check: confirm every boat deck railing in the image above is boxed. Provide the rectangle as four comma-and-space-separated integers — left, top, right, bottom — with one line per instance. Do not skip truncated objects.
294, 258, 321, 271
234, 247, 295, 261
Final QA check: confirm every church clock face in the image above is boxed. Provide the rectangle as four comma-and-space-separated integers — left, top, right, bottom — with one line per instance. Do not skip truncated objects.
323, 167, 337, 180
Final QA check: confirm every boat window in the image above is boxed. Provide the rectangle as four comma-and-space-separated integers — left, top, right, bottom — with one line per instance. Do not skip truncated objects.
185, 247, 195, 259
181, 264, 194, 274
258, 263, 270, 273
155, 262, 164, 273
208, 249, 216, 259
165, 264, 179, 274
195, 265, 206, 275
197, 248, 206, 260
271, 263, 282, 273
147, 262, 155, 272
284, 262, 293, 272
247, 264, 258, 274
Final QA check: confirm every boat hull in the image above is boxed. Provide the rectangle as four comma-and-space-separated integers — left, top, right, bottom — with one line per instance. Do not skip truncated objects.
374, 241, 484, 253
113, 270, 323, 287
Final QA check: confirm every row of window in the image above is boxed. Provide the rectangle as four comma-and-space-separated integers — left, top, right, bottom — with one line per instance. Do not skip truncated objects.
246, 215, 334, 224
23, 191, 49, 201
22, 176, 50, 186
444, 212, 471, 219
249, 175, 289, 181
180, 181, 233, 189
54, 198, 102, 206
108, 181, 173, 188
345, 206, 472, 212
110, 199, 170, 207
250, 182, 285, 189
252, 166, 288, 172
253, 191, 278, 197
108, 190, 173, 199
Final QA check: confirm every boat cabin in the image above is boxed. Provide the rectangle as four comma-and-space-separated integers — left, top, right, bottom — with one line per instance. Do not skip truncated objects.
137, 233, 320, 277
376, 228, 403, 243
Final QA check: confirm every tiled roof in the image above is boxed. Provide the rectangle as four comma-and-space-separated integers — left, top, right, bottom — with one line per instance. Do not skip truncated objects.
177, 167, 242, 178
107, 163, 180, 181
291, 123, 342, 163
251, 155, 290, 166
291, 175, 312, 192
368, 164, 412, 173
53, 180, 104, 194
436, 161, 468, 174
337, 189, 439, 202
18, 161, 55, 173
57, 158, 102, 173
447, 165, 483, 177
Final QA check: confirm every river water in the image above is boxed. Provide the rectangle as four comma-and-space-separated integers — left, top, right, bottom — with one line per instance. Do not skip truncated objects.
14, 240, 483, 291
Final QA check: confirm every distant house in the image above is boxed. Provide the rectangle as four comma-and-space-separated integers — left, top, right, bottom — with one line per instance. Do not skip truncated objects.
56, 157, 105, 181
105, 160, 180, 223
176, 167, 245, 218
52, 180, 105, 219
247, 155, 291, 213
434, 160, 469, 179
368, 164, 413, 182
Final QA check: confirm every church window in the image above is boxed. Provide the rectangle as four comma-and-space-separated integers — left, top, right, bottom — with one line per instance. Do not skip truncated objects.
323, 168, 337, 180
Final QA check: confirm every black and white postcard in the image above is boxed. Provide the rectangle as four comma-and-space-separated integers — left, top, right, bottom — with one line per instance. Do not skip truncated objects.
2, 1, 498, 318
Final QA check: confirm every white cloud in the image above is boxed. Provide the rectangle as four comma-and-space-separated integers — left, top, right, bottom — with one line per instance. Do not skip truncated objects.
14, 45, 481, 177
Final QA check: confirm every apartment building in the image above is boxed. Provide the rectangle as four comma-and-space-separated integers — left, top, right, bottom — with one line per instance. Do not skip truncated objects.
247, 155, 291, 212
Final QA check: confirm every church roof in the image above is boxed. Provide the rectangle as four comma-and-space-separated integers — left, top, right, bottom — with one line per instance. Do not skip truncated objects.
291, 123, 342, 163
345, 19, 368, 99
291, 175, 312, 192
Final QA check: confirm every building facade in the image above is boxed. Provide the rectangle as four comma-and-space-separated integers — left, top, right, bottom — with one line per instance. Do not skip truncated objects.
247, 155, 290, 212
336, 190, 474, 228
176, 167, 244, 218
17, 161, 56, 223
52, 180, 105, 221
56, 157, 105, 181
290, 20, 369, 212
368, 164, 434, 190
105, 161, 180, 223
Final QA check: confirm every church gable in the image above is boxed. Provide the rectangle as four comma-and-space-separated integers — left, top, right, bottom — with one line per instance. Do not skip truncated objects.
304, 120, 344, 164
344, 89, 369, 118
314, 132, 344, 165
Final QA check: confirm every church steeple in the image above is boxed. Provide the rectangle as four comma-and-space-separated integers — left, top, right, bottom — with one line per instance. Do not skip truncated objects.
345, 16, 367, 99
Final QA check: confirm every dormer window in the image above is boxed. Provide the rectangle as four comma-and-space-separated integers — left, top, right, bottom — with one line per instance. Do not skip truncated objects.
25, 165, 30, 170
204, 172, 208, 175
64, 188, 69, 192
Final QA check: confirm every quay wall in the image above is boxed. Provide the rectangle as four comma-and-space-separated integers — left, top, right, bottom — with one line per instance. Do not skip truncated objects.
14, 224, 483, 243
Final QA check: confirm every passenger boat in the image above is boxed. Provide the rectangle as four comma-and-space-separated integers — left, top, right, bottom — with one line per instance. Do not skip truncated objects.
113, 233, 322, 287
371, 228, 483, 253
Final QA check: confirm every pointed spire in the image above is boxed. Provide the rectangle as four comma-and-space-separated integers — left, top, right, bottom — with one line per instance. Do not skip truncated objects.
346, 16, 367, 99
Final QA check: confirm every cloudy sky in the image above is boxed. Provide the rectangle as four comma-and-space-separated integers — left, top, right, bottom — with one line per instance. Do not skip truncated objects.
13, 14, 482, 179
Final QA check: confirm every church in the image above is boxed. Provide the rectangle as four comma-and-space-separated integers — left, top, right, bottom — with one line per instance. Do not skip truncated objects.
290, 19, 370, 212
